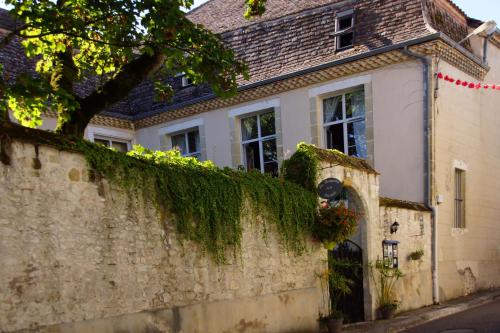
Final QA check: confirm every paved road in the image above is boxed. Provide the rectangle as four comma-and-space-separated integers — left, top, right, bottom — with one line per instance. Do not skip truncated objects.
402, 298, 500, 333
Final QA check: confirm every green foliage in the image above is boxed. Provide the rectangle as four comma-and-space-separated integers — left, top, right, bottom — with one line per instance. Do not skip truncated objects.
370, 260, 404, 309
314, 204, 359, 250
244, 0, 267, 18
281, 142, 319, 192
409, 249, 424, 261
317, 257, 361, 319
76, 143, 317, 263
1, 0, 267, 134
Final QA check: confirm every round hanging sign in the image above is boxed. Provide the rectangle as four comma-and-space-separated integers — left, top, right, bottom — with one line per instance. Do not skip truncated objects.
317, 178, 343, 200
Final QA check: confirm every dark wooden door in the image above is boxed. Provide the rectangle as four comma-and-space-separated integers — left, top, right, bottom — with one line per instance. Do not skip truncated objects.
330, 240, 364, 323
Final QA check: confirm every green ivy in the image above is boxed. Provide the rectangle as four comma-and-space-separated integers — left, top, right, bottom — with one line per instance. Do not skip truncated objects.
281, 142, 319, 193
73, 141, 317, 263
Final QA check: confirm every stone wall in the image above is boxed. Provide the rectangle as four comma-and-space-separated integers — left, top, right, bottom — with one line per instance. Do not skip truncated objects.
0, 140, 325, 333
378, 204, 433, 312
316, 161, 433, 319
434, 54, 500, 301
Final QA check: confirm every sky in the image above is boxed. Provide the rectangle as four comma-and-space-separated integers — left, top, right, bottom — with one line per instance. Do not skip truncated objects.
1, 0, 499, 26
192, 0, 500, 23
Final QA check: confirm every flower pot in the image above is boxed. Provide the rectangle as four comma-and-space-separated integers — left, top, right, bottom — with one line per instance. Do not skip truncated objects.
324, 317, 343, 333
379, 306, 396, 320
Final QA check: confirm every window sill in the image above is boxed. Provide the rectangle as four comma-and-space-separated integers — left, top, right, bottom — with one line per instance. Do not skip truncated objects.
451, 227, 469, 237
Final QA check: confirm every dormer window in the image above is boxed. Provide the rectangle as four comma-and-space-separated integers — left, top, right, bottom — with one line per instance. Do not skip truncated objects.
176, 72, 193, 87
181, 75, 193, 87
335, 10, 354, 50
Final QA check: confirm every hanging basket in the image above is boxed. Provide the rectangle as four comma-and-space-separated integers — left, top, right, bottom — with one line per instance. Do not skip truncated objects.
313, 203, 359, 247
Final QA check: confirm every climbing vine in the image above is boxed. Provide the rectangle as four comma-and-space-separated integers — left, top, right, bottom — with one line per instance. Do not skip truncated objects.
281, 142, 319, 192
1, 124, 362, 263
74, 141, 318, 263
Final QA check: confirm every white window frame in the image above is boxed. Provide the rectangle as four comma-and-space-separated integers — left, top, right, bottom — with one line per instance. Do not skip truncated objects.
454, 168, 466, 229
170, 128, 201, 158
335, 9, 355, 51
159, 118, 204, 159
93, 135, 132, 152
322, 88, 365, 156
241, 111, 277, 174
181, 75, 193, 87
176, 72, 193, 88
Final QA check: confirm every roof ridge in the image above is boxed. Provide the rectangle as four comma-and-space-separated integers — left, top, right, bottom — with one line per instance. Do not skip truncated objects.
220, 2, 340, 36
186, 0, 213, 17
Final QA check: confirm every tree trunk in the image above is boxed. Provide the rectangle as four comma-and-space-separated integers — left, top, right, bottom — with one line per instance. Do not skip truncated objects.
59, 49, 165, 137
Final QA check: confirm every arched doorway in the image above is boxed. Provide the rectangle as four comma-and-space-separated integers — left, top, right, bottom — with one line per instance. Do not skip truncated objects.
330, 240, 364, 323
328, 187, 366, 323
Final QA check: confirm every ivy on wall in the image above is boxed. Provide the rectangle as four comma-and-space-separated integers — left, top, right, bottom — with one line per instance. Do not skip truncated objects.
1, 124, 361, 263
281, 142, 319, 193
77, 142, 318, 263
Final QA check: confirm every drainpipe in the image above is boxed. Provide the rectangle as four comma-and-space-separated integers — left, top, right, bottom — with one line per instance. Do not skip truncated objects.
401, 46, 439, 305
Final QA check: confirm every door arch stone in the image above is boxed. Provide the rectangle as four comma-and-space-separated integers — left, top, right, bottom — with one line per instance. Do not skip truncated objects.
316, 156, 380, 320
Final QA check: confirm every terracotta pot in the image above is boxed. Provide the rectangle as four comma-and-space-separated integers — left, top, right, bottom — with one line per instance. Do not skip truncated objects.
379, 306, 396, 320
325, 317, 343, 333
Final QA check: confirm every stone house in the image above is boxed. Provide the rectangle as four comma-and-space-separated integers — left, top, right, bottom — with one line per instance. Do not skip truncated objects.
1, 0, 500, 327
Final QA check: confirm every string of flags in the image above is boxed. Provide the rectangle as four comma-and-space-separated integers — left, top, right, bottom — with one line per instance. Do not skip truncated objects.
437, 72, 500, 91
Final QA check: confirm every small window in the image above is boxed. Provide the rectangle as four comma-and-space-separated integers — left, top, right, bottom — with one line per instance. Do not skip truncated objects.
94, 136, 130, 153
335, 11, 354, 50
181, 75, 193, 87
171, 129, 201, 158
323, 89, 366, 158
241, 111, 278, 176
454, 169, 466, 228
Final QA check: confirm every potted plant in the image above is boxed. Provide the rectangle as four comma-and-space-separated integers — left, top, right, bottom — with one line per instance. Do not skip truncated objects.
370, 259, 404, 320
317, 258, 360, 333
314, 202, 358, 250
408, 249, 424, 261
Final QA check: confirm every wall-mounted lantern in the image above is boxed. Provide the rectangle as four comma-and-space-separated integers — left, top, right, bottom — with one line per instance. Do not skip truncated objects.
390, 220, 400, 234
382, 240, 400, 268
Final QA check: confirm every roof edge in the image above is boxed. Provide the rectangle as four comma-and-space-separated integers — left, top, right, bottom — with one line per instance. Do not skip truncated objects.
311, 146, 379, 175
134, 33, 443, 121
379, 197, 431, 212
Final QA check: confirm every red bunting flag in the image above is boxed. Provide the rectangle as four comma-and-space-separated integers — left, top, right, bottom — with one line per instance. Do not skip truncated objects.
437, 72, 500, 92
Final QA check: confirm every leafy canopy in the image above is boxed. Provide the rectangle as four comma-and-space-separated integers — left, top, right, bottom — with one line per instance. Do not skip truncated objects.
0, 0, 266, 135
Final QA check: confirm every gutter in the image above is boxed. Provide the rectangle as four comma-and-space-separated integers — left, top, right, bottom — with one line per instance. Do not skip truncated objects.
439, 33, 490, 70
135, 31, 492, 122
134, 33, 442, 121
401, 46, 439, 305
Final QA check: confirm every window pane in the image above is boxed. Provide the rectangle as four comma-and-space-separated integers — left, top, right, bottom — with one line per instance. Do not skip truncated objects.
264, 161, 279, 177
347, 120, 367, 158
263, 139, 277, 163
325, 123, 344, 152
323, 96, 343, 123
244, 141, 261, 171
338, 32, 354, 49
260, 112, 276, 137
242, 115, 258, 141
111, 141, 128, 153
346, 90, 365, 118
94, 138, 110, 147
455, 170, 465, 228
172, 134, 187, 155
338, 15, 353, 30
263, 139, 278, 176
187, 130, 200, 154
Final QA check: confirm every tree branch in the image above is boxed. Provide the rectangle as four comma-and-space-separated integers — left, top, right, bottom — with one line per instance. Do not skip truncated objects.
0, 23, 29, 49
61, 48, 165, 135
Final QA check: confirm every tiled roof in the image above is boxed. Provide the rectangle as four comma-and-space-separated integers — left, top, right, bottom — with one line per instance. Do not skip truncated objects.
379, 197, 431, 212
187, 0, 335, 34
0, 8, 20, 31
223, 0, 431, 86
0, 1, 491, 123
312, 145, 379, 175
